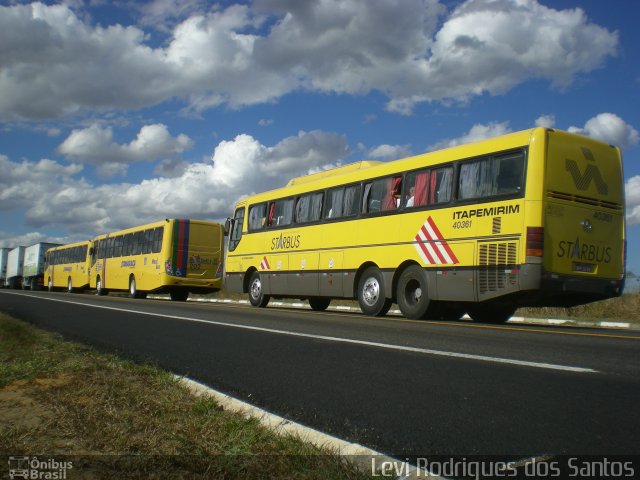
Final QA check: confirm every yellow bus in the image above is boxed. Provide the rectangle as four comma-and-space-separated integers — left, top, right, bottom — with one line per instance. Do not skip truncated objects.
224, 128, 625, 322
89, 219, 224, 301
44, 241, 92, 292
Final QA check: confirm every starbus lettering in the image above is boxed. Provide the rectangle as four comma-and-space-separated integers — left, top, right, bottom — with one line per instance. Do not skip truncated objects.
452, 204, 519, 220
271, 233, 301, 251
121, 260, 136, 268
557, 237, 612, 263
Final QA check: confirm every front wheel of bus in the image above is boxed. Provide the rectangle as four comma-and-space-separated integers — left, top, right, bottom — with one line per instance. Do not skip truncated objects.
397, 265, 431, 320
67, 277, 73, 293
357, 267, 392, 317
467, 303, 515, 324
248, 271, 270, 308
48, 278, 53, 292
309, 297, 330, 311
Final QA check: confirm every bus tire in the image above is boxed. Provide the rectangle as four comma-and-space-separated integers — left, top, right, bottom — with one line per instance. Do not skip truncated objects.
357, 266, 392, 317
67, 277, 73, 293
96, 276, 108, 296
248, 271, 270, 308
309, 297, 331, 311
129, 275, 146, 299
48, 278, 53, 292
396, 265, 431, 320
467, 303, 515, 324
170, 290, 188, 302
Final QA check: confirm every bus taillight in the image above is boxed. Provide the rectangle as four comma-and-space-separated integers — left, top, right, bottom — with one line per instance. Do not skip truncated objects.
526, 227, 544, 257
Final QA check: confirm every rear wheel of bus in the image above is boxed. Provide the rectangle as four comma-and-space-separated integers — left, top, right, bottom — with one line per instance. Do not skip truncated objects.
170, 289, 188, 302
357, 266, 392, 317
129, 275, 147, 299
48, 278, 53, 292
396, 265, 431, 320
248, 271, 270, 307
67, 277, 73, 293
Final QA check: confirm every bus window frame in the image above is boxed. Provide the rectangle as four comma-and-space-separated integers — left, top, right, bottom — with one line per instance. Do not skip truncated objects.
228, 207, 245, 252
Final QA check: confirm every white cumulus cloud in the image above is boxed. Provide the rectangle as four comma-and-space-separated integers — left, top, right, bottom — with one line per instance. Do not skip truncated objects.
427, 121, 512, 151
569, 113, 639, 150
2, 130, 349, 235
57, 123, 193, 178
0, 0, 619, 120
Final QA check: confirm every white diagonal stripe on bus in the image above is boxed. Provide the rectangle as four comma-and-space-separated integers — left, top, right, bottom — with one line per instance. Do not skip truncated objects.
422, 221, 454, 265
421, 223, 449, 264
417, 228, 442, 265
414, 234, 433, 265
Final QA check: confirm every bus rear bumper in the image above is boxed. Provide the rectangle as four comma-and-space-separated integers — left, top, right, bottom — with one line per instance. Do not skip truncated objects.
539, 271, 624, 305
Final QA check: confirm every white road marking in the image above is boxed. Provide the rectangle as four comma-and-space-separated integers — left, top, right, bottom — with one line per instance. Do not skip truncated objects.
3, 291, 598, 374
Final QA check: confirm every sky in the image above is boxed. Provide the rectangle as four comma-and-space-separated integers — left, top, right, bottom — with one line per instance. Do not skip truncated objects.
1, 0, 639, 277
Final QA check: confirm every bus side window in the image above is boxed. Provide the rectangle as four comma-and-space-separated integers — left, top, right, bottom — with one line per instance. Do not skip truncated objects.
324, 188, 344, 219
496, 152, 525, 194
404, 171, 430, 207
431, 166, 453, 204
248, 204, 266, 230
152, 227, 163, 253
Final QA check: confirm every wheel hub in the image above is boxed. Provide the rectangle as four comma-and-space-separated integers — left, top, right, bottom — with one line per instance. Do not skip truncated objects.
362, 277, 380, 306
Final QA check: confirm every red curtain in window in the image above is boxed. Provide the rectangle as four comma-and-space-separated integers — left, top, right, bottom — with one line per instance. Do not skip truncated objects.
414, 172, 429, 206
382, 177, 402, 211
267, 202, 276, 226
429, 171, 438, 204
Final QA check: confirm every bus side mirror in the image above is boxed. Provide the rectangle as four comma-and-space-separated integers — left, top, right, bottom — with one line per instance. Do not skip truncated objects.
89, 248, 94, 256
224, 218, 233, 236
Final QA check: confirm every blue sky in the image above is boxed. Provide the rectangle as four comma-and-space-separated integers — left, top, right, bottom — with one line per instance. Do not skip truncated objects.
1, 0, 639, 276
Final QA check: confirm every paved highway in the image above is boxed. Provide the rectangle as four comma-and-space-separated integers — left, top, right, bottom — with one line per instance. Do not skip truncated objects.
1, 289, 638, 459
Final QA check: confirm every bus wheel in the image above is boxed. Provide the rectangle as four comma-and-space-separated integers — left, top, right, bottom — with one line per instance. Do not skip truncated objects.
170, 290, 188, 302
129, 275, 146, 299
357, 266, 392, 316
309, 297, 331, 311
67, 277, 74, 293
96, 277, 108, 296
467, 303, 515, 324
248, 271, 270, 308
48, 278, 53, 292
396, 265, 431, 320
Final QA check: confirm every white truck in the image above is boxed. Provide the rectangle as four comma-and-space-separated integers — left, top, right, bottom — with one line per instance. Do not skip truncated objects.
0, 247, 10, 287
23, 242, 61, 290
6, 246, 26, 289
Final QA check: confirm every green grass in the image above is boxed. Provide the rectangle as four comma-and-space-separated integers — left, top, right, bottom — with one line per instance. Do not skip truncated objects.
0, 314, 374, 479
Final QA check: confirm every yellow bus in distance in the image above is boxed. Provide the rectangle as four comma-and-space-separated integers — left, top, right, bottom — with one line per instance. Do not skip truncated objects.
44, 241, 92, 292
224, 128, 625, 322
89, 219, 224, 301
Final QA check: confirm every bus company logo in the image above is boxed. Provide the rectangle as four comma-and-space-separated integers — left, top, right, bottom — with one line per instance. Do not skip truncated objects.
260, 256, 271, 270
414, 217, 459, 265
565, 158, 608, 195
120, 260, 136, 268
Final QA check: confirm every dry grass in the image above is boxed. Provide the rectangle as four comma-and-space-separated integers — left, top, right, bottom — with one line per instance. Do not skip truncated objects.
516, 292, 640, 323
0, 314, 372, 479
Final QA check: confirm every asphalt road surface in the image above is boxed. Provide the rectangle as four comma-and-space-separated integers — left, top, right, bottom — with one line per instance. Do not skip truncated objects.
1, 290, 638, 460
